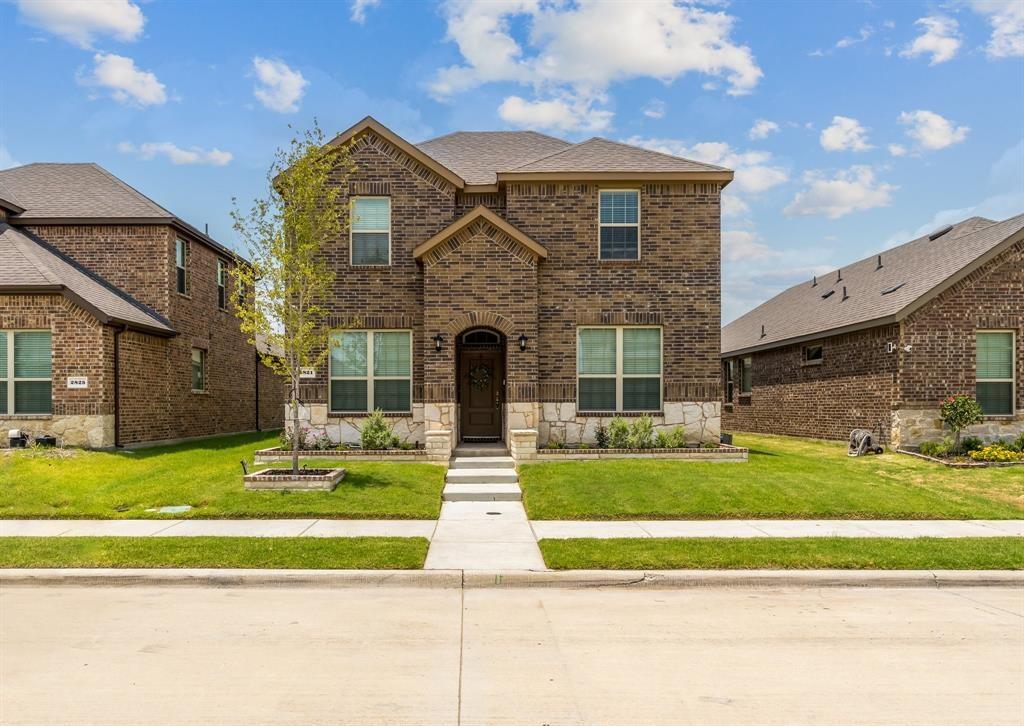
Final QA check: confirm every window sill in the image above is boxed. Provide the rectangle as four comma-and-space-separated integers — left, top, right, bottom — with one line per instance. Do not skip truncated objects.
983, 414, 1018, 421
176, 292, 191, 300
738, 393, 752, 399
577, 411, 664, 418
801, 360, 823, 367
350, 264, 392, 269
190, 389, 209, 395
597, 259, 641, 265
328, 411, 413, 418
2, 414, 53, 420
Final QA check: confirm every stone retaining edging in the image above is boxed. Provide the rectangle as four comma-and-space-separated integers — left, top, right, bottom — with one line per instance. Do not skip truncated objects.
533, 444, 748, 462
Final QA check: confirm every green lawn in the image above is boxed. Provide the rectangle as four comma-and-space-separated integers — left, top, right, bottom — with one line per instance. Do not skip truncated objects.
521, 433, 1024, 520
539, 537, 1024, 570
0, 536, 428, 569
0, 432, 445, 519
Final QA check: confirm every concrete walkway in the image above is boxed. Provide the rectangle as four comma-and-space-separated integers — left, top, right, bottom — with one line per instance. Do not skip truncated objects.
424, 501, 546, 570
2, 518, 1020, 539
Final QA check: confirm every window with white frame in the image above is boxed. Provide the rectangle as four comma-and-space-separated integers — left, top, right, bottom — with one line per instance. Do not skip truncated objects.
351, 197, 391, 265
217, 259, 227, 310
191, 348, 206, 392
976, 331, 1015, 415
1, 331, 52, 415
330, 330, 412, 413
740, 356, 752, 394
175, 238, 188, 294
599, 190, 640, 260
577, 327, 661, 412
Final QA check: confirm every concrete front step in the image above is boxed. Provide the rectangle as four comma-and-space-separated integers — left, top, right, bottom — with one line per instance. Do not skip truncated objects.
449, 456, 516, 470
442, 483, 522, 502
445, 468, 519, 484
453, 445, 509, 457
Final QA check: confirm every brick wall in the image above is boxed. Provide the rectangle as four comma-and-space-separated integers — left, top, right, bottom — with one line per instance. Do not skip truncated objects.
722, 325, 899, 442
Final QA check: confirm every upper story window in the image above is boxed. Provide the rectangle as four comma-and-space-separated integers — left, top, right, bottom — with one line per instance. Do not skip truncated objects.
351, 197, 391, 266
191, 348, 206, 392
330, 330, 412, 413
599, 190, 640, 260
0, 331, 52, 415
740, 356, 752, 395
175, 238, 188, 295
802, 343, 823, 365
217, 259, 227, 310
976, 331, 1015, 415
577, 326, 661, 412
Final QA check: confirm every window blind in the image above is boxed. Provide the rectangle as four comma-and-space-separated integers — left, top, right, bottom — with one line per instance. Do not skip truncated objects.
332, 332, 367, 376
578, 329, 616, 375
374, 332, 410, 377
14, 332, 51, 378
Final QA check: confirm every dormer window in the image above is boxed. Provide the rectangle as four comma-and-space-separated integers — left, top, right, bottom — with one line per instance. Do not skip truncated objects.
599, 190, 639, 260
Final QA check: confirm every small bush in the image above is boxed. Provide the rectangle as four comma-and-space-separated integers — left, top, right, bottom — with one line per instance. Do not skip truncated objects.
628, 415, 655, 449
360, 409, 395, 450
545, 439, 563, 450
654, 431, 670, 449
279, 427, 334, 451
608, 417, 630, 449
918, 440, 953, 458
1013, 432, 1024, 453
666, 426, 687, 448
595, 424, 610, 449
959, 436, 984, 453
969, 444, 1024, 463
702, 441, 718, 449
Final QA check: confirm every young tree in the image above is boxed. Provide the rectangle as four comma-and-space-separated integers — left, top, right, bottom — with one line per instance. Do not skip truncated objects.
231, 121, 355, 475
939, 394, 984, 454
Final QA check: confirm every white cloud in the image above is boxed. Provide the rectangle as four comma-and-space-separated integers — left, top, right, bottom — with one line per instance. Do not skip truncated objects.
625, 136, 789, 195
350, 0, 380, 24
968, 0, 1024, 58
836, 24, 874, 49
900, 16, 961, 65
819, 116, 872, 152
16, 0, 144, 48
784, 166, 896, 219
888, 143, 907, 157
498, 94, 612, 132
722, 229, 779, 262
251, 57, 308, 113
430, 0, 762, 131
990, 138, 1023, 186
748, 119, 779, 140
117, 141, 232, 166
721, 193, 750, 218
898, 110, 969, 150
0, 144, 19, 170
642, 98, 667, 119
82, 52, 166, 106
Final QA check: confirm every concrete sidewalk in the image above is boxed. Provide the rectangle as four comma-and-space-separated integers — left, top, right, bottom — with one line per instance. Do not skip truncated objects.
1, 518, 1020, 539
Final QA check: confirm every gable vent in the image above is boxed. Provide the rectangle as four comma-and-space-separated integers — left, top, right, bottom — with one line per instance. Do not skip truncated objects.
928, 224, 953, 241
881, 282, 906, 295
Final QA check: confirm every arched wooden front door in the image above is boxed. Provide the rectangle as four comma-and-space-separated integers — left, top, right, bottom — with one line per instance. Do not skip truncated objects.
457, 329, 505, 442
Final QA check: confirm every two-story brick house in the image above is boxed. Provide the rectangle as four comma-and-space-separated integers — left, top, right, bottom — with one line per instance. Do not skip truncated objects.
721, 214, 1024, 447
0, 163, 282, 447
292, 117, 733, 454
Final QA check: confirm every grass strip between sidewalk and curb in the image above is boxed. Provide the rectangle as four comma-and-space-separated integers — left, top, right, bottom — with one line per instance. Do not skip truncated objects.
538, 537, 1024, 570
0, 537, 430, 570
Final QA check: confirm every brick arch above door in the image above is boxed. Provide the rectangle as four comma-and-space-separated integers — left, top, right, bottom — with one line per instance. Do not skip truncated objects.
444, 310, 516, 337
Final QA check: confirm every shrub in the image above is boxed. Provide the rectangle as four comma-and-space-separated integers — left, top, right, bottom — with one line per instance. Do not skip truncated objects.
939, 395, 984, 453
628, 414, 655, 449
545, 439, 563, 450
608, 417, 630, 449
360, 409, 395, 450
666, 426, 687, 448
969, 444, 1024, 463
654, 431, 670, 449
918, 440, 953, 458
1013, 432, 1024, 453
279, 426, 334, 451
959, 436, 984, 453
595, 424, 610, 449
702, 441, 718, 449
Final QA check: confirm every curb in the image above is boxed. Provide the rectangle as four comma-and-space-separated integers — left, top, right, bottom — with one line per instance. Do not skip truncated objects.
2, 568, 1021, 589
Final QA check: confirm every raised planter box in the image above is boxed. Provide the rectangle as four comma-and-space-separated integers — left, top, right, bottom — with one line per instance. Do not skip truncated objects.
534, 444, 748, 462
244, 467, 346, 491
896, 448, 1024, 468
254, 447, 431, 464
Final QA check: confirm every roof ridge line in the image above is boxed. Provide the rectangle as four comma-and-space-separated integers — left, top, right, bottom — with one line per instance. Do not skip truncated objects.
88, 163, 175, 218
599, 136, 731, 171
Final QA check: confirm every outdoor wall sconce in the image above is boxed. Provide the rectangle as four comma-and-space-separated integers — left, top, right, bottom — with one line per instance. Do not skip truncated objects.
518, 334, 528, 352
432, 333, 445, 352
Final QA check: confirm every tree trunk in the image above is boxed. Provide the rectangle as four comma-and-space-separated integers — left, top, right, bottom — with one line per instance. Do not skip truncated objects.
290, 381, 300, 476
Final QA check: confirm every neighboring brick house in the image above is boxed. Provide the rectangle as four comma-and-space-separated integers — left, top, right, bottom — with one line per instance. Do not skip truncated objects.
290, 116, 733, 454
721, 214, 1024, 447
0, 163, 283, 447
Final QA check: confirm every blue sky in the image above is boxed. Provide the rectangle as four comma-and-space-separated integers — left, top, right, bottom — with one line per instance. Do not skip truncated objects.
3, 0, 1022, 321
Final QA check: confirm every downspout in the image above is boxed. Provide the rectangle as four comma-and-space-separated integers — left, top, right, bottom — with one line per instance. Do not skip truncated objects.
255, 349, 261, 432
113, 325, 127, 448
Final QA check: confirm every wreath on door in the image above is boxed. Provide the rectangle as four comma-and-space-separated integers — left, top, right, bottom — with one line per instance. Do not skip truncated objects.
468, 363, 492, 391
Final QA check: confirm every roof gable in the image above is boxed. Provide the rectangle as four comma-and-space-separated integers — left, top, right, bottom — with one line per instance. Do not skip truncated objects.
0, 224, 175, 336
722, 214, 1024, 356
413, 206, 548, 266
416, 131, 571, 186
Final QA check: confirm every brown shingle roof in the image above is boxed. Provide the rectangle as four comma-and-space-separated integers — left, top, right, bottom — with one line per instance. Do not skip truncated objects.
0, 224, 175, 336
416, 131, 571, 186
0, 163, 240, 260
721, 214, 1024, 356
503, 137, 730, 175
